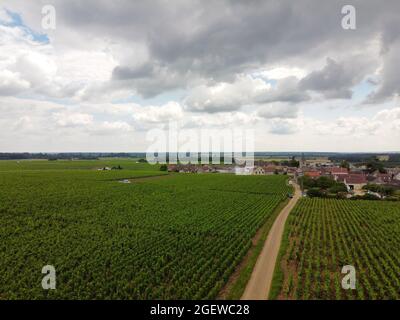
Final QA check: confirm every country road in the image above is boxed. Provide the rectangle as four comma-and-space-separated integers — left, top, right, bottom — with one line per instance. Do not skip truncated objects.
241, 181, 301, 300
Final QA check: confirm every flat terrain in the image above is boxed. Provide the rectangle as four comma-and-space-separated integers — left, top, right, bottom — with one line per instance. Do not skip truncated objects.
272, 198, 400, 300
242, 183, 301, 300
0, 160, 290, 299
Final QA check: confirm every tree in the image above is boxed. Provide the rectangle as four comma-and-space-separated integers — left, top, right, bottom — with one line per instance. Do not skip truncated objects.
289, 156, 300, 168
315, 176, 336, 189
366, 160, 386, 174
340, 160, 350, 170
363, 184, 395, 197
307, 188, 325, 197
328, 183, 347, 194
298, 176, 316, 189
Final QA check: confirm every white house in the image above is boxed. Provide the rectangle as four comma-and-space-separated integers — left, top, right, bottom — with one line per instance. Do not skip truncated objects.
253, 167, 265, 175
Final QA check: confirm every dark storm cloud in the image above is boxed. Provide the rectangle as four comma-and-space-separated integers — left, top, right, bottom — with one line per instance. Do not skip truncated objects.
299, 56, 377, 99
4, 0, 400, 101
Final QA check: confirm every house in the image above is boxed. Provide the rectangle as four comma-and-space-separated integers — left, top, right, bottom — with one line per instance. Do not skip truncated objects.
374, 173, 392, 184
285, 167, 298, 176
253, 167, 265, 175
344, 174, 367, 195
329, 167, 349, 176
167, 164, 178, 172
305, 157, 332, 167
235, 166, 253, 175
263, 165, 276, 175
197, 165, 211, 173
214, 165, 234, 174
304, 170, 321, 178
98, 166, 111, 171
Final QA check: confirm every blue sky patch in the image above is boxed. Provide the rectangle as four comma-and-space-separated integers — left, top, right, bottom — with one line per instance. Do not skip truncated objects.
1, 8, 49, 44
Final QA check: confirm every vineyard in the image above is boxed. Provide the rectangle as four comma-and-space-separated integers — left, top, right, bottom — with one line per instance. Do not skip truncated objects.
272, 198, 400, 300
0, 160, 290, 299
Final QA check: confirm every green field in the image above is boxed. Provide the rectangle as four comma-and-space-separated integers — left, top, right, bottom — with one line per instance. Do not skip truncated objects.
271, 198, 400, 300
0, 160, 290, 299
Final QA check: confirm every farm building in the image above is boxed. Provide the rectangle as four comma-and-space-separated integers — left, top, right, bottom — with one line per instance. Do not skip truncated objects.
343, 174, 367, 195
329, 167, 349, 176
304, 171, 321, 178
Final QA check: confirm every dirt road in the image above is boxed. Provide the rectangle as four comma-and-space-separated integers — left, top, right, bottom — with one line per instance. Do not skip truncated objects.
241, 182, 301, 300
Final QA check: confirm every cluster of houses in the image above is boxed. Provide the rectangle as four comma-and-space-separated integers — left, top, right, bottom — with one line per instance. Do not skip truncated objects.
167, 155, 400, 196
300, 166, 400, 195
167, 164, 251, 174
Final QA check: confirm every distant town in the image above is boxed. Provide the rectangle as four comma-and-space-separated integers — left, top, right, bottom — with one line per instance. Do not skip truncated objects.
166, 154, 400, 200
1, 152, 400, 200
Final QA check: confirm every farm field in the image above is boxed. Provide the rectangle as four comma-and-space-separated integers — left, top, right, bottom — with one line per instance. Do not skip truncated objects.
0, 160, 290, 299
272, 198, 400, 300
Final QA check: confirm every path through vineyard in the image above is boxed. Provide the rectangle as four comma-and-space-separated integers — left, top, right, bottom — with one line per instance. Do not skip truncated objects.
241, 182, 301, 300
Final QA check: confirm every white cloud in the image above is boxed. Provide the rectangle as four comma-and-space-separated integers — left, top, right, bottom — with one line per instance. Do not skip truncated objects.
133, 101, 184, 123
257, 103, 299, 119
186, 111, 260, 128
254, 67, 307, 80
0, 70, 30, 95
88, 121, 133, 135
0, 8, 12, 24
184, 75, 307, 113
53, 112, 94, 127
0, 1, 400, 152
268, 118, 302, 135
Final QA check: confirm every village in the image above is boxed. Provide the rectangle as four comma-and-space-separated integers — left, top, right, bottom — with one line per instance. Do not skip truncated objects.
167, 154, 400, 199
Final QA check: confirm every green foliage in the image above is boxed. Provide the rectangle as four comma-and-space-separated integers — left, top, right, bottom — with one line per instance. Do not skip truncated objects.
0, 159, 158, 171
0, 163, 290, 299
299, 176, 345, 198
340, 160, 350, 169
328, 183, 347, 194
351, 193, 381, 201
307, 187, 326, 198
365, 160, 386, 174
363, 183, 395, 197
159, 164, 168, 171
281, 156, 299, 168
275, 198, 400, 300
315, 176, 336, 189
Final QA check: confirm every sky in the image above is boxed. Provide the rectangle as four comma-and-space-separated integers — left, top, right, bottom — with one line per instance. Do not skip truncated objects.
0, 0, 399, 152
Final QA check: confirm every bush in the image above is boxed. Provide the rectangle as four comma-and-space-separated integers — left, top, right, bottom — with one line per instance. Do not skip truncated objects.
328, 183, 347, 194
351, 194, 381, 201
307, 188, 325, 198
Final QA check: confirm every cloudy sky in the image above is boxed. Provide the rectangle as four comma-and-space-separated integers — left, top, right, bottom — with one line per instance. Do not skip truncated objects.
0, 0, 399, 152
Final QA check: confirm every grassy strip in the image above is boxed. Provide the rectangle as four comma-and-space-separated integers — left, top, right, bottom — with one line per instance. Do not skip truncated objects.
222, 196, 291, 300
268, 205, 295, 300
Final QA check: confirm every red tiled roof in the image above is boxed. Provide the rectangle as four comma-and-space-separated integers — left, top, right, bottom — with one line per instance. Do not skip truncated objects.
376, 174, 392, 182
330, 167, 348, 174
305, 171, 321, 177
345, 174, 367, 184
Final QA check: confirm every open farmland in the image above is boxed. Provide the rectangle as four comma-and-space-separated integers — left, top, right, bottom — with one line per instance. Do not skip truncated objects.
0, 160, 290, 299
272, 198, 400, 300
